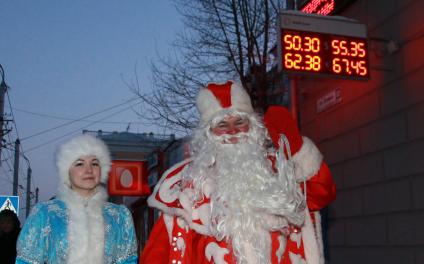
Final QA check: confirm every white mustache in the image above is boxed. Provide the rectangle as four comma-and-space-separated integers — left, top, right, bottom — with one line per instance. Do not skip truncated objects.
212, 132, 250, 144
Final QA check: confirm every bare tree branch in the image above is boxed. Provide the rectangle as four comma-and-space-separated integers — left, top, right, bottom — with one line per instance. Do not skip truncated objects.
131, 0, 287, 133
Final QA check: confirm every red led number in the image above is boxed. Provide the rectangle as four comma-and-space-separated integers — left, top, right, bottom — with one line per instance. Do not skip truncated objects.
284, 53, 302, 69
332, 58, 367, 76
284, 34, 320, 53
353, 42, 366, 57
284, 53, 321, 71
331, 38, 368, 77
331, 40, 366, 57
282, 31, 368, 78
305, 55, 321, 71
351, 60, 367, 75
283, 33, 321, 72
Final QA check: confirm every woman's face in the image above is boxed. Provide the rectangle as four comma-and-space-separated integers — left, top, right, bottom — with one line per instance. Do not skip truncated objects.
69, 155, 101, 197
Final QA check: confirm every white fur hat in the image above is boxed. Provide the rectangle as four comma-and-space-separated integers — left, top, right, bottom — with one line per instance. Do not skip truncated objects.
196, 80, 254, 125
56, 134, 111, 186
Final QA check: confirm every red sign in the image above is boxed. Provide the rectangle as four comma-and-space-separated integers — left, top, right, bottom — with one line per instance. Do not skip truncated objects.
301, 0, 335, 15
108, 160, 151, 196
280, 29, 369, 79
299, 0, 356, 15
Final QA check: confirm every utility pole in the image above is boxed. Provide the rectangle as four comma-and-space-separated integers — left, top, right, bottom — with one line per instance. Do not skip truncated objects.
25, 166, 32, 217
0, 64, 8, 163
35, 187, 39, 204
13, 139, 20, 196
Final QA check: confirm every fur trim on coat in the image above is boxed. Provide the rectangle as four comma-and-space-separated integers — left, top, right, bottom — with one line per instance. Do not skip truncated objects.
57, 185, 108, 264
56, 134, 111, 186
292, 137, 323, 182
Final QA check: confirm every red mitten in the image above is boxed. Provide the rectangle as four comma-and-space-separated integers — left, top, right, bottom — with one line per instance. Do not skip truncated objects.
264, 105, 323, 182
264, 106, 336, 211
264, 106, 303, 156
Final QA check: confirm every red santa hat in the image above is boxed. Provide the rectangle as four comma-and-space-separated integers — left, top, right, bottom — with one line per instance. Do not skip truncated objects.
196, 80, 254, 125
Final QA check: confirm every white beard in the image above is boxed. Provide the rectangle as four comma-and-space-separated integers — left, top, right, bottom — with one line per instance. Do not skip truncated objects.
185, 127, 305, 264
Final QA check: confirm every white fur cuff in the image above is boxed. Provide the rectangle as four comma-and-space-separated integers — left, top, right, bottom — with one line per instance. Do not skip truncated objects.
292, 137, 323, 182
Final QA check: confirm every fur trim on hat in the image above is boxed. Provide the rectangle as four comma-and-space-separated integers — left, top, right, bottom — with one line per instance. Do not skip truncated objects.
196, 81, 254, 125
56, 134, 111, 187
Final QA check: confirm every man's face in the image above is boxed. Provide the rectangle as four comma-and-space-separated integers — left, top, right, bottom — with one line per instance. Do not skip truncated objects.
210, 115, 250, 144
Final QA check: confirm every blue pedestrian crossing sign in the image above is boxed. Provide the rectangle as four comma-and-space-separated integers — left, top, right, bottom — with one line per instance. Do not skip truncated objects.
0, 195, 19, 215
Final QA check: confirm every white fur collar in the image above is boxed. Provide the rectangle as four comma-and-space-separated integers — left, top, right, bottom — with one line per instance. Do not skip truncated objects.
57, 185, 108, 264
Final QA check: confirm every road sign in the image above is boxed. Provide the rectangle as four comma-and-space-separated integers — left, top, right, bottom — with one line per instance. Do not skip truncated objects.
0, 195, 19, 215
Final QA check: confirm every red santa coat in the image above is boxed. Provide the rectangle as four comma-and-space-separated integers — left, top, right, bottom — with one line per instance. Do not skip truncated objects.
140, 106, 336, 264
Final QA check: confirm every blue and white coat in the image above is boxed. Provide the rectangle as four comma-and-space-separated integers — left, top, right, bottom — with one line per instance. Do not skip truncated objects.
16, 186, 138, 264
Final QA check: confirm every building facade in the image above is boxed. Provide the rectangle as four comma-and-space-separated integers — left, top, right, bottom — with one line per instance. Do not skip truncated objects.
290, 1, 424, 263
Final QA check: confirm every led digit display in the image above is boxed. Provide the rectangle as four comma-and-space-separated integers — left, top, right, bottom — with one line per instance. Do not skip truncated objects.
301, 0, 335, 16
299, 0, 357, 16
281, 29, 369, 79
